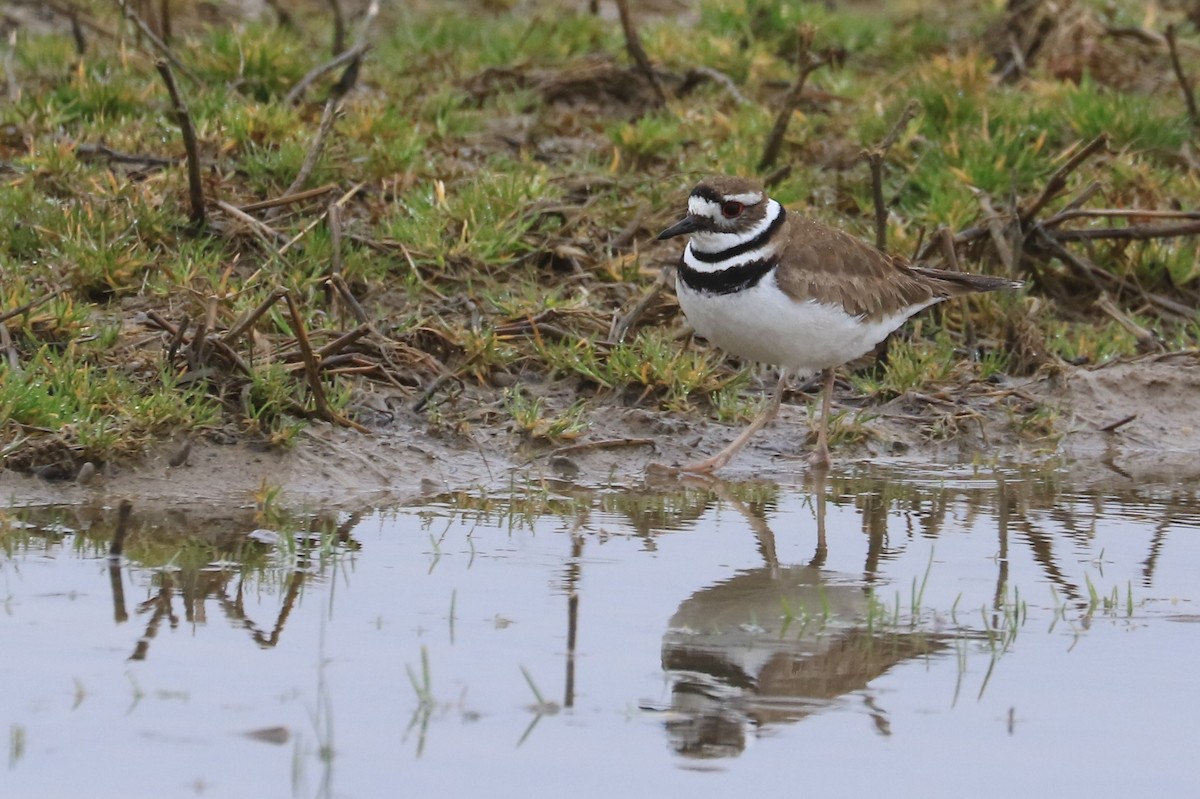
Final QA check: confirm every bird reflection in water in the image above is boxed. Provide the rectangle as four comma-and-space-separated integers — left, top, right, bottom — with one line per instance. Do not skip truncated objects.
655, 473, 943, 759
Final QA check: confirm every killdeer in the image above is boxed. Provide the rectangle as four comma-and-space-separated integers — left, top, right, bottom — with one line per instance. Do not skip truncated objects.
657, 175, 1019, 473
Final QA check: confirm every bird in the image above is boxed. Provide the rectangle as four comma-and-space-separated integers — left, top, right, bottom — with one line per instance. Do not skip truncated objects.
656, 175, 1020, 474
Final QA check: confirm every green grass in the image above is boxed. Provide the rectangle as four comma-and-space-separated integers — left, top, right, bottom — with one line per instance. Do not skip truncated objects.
1, 0, 1198, 473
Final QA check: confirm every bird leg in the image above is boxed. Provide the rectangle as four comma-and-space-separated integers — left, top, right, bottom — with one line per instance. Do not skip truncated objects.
807, 368, 835, 470
677, 371, 788, 475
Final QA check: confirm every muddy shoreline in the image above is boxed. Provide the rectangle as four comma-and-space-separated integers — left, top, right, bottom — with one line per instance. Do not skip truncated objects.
4, 352, 1197, 513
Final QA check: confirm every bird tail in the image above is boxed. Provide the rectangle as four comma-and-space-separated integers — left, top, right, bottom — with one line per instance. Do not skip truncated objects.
913, 266, 1022, 296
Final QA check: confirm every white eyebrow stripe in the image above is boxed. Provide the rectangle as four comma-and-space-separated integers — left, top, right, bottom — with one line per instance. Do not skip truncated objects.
725, 192, 763, 204
688, 197, 722, 217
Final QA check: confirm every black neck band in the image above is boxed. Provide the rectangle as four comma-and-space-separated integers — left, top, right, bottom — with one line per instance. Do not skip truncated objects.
690, 206, 786, 264
678, 255, 777, 295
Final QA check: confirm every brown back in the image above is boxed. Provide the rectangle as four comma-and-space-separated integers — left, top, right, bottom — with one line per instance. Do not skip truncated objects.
775, 215, 1015, 321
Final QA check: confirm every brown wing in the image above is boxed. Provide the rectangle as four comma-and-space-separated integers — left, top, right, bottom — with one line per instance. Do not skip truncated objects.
775, 216, 1017, 321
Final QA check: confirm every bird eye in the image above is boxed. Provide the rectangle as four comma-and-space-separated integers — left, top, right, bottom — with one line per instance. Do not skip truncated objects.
721, 201, 744, 219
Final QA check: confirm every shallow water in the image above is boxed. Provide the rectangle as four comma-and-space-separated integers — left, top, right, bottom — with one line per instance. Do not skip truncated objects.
3, 463, 1199, 798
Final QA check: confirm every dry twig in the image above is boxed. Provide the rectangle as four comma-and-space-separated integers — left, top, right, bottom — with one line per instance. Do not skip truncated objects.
1018, 134, 1108, 225
0, 286, 68, 325
327, 0, 347, 56
284, 41, 368, 106
614, 0, 667, 105
1094, 293, 1163, 353
155, 60, 205, 227
146, 310, 252, 375
284, 291, 369, 432
759, 30, 833, 172
239, 184, 338, 213
0, 322, 18, 372
609, 266, 670, 343
1164, 24, 1198, 127
679, 66, 750, 106
75, 142, 179, 168
329, 274, 370, 325
863, 99, 921, 251
280, 98, 341, 201
215, 200, 285, 246
222, 288, 288, 344
125, 7, 198, 83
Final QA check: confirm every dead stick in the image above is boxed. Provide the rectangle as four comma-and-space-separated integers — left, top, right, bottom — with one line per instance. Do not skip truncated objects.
39, 0, 116, 41
328, 202, 343, 323
284, 41, 368, 106
1165, 24, 1198, 127
68, 9, 87, 54
609, 265, 669, 343
974, 190, 1016, 272
215, 199, 286, 245
221, 288, 287, 343
1048, 220, 1200, 242
166, 313, 189, 365
326, 0, 346, 56
75, 142, 179, 167
684, 66, 750, 106
413, 371, 460, 413
279, 182, 364, 254
285, 290, 333, 420
187, 313, 208, 371
0, 321, 18, 372
278, 97, 340, 206
159, 0, 172, 42
1018, 134, 1108, 225
759, 34, 831, 172
329, 274, 369, 324
0, 286, 67, 324
1097, 413, 1137, 433
155, 60, 205, 227
329, 45, 364, 99
317, 325, 370, 358
614, 0, 667, 105
147, 310, 253, 375
284, 291, 368, 432
864, 99, 921, 251
1058, 181, 1103, 214
1095, 292, 1162, 353
353, 1, 381, 48
239, 184, 338, 212
279, 326, 372, 362
1044, 207, 1200, 227
936, 226, 977, 346
128, 9, 198, 83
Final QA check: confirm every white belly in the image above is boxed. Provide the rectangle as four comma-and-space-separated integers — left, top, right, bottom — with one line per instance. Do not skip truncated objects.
676, 272, 938, 375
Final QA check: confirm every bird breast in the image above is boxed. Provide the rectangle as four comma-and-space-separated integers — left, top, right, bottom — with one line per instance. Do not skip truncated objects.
676, 270, 938, 374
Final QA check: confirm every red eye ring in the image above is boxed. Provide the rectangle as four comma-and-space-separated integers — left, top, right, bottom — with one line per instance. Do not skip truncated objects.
721, 201, 744, 218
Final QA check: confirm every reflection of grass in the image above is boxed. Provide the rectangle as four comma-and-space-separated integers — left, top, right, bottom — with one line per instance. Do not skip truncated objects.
517, 666, 560, 747
8, 724, 25, 770
405, 646, 435, 757
0, 504, 351, 595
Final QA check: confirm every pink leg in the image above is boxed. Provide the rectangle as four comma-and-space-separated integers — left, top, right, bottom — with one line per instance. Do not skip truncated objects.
676, 371, 788, 475
807, 368, 835, 470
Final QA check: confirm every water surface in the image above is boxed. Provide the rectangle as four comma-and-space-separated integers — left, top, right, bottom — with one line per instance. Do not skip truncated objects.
3, 463, 1199, 798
